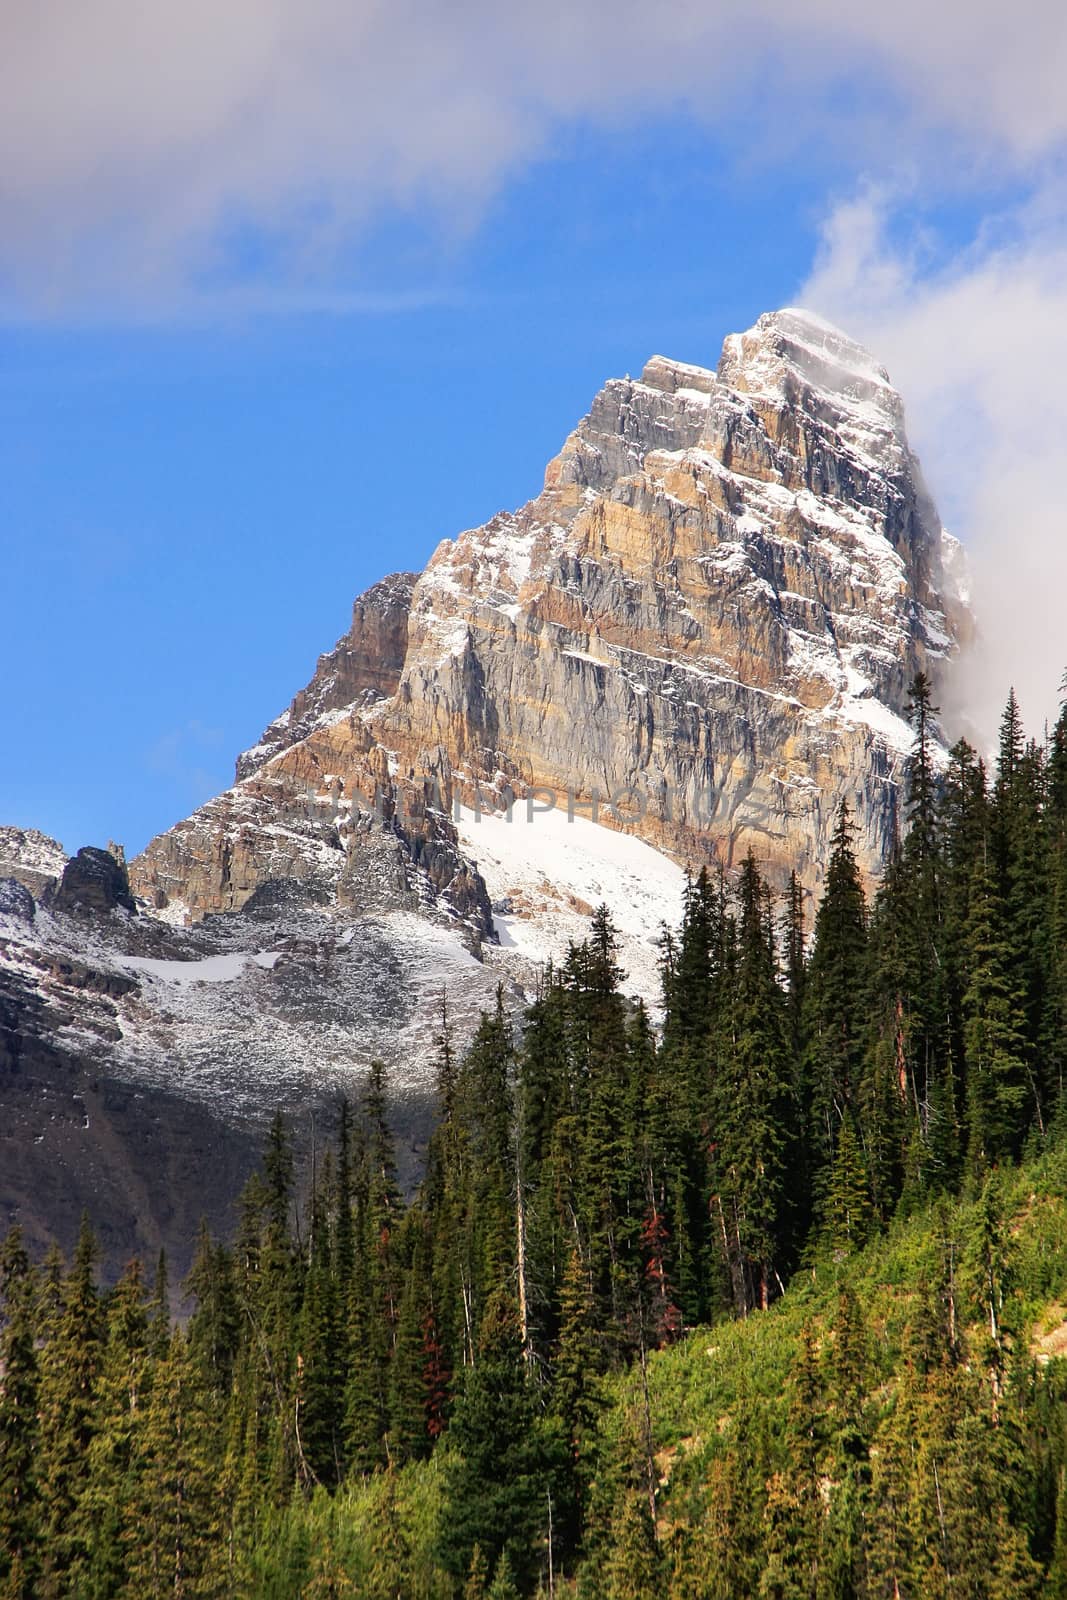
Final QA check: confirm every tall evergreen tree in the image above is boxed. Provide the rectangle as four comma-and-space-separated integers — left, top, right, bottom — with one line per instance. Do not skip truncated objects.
124, 1331, 221, 1597
36, 1214, 103, 1593
963, 850, 1030, 1168
437, 1292, 563, 1593
0, 1229, 39, 1596
82, 1258, 152, 1595
708, 853, 797, 1310
802, 805, 869, 1206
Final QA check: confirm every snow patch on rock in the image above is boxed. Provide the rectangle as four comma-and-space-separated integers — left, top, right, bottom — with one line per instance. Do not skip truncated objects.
457, 803, 686, 1007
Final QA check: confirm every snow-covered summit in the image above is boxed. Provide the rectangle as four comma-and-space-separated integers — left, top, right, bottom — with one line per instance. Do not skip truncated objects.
720, 307, 899, 415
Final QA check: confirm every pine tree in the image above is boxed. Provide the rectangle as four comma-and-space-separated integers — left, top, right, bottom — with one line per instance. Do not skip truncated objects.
709, 854, 797, 1310
455, 994, 516, 1326
604, 1489, 662, 1599
486, 1550, 522, 1599
148, 1249, 170, 1356
963, 850, 1030, 1168
803, 805, 869, 1209
296, 1181, 347, 1487
342, 1240, 387, 1475
420, 1305, 451, 1445
824, 1116, 872, 1255
36, 1214, 103, 1592
81, 1257, 151, 1597
387, 1238, 433, 1467
783, 868, 808, 1051
464, 1544, 490, 1599
124, 1330, 221, 1597
0, 1230, 39, 1595
662, 868, 721, 1069
564, 910, 636, 1331
551, 1245, 605, 1558
864, 677, 958, 1199
989, 692, 1052, 1115
823, 1285, 871, 1596
184, 1222, 240, 1399
341, 1063, 403, 1476
939, 737, 990, 1162
760, 1329, 823, 1599
436, 1291, 563, 1592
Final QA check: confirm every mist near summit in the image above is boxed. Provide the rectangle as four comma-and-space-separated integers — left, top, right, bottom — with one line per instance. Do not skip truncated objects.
801, 183, 1067, 750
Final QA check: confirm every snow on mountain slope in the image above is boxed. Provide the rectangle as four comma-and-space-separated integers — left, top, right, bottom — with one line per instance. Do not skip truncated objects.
0, 884, 511, 1124
119, 950, 284, 985
458, 803, 686, 1006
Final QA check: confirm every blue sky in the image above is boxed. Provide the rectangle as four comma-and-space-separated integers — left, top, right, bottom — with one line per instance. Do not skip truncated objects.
3, 4, 1067, 854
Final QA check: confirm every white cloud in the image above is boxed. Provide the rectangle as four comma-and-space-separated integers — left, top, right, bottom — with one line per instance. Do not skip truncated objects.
801, 182, 1067, 745
4, 0, 1067, 312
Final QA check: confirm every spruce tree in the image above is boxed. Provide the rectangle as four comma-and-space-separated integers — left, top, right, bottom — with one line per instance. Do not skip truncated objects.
963, 850, 1030, 1168
36, 1214, 103, 1592
802, 805, 869, 1208
124, 1330, 221, 1597
81, 1257, 151, 1597
824, 1116, 872, 1255
551, 1246, 604, 1558
436, 1291, 562, 1592
295, 1178, 347, 1487
184, 1222, 241, 1400
603, 1489, 662, 1599
387, 1230, 433, 1467
709, 854, 797, 1310
0, 1229, 39, 1595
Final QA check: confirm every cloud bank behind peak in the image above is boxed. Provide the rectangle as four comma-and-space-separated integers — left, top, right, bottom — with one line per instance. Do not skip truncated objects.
4, 0, 1067, 313
801, 182, 1067, 745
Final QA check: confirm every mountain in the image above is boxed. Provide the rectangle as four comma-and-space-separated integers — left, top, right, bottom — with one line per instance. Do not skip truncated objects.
0, 308, 969, 1278
132, 306, 968, 920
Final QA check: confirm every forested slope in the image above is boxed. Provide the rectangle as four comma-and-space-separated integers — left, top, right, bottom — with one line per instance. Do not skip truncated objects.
3, 674, 1067, 1598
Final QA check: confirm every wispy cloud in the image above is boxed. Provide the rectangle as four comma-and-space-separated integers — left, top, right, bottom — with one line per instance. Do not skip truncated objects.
800, 178, 1067, 743
4, 0, 1067, 315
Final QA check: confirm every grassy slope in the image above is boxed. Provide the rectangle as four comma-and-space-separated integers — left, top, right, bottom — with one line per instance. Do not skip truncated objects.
250, 1143, 1067, 1596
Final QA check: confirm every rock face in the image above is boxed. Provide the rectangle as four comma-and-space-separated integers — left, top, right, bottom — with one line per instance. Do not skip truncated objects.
0, 879, 36, 924
0, 827, 68, 901
235, 572, 417, 781
53, 847, 137, 917
132, 308, 968, 920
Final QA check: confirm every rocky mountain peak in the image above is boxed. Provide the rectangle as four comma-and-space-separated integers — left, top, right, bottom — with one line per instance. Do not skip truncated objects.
721, 308, 896, 408
128, 306, 969, 943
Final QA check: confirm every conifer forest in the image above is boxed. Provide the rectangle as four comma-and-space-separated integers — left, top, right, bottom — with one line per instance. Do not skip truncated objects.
6, 676, 1067, 1598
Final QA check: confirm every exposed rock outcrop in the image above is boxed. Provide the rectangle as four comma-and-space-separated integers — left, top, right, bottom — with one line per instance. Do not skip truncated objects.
53, 846, 137, 917
0, 878, 36, 924
236, 572, 417, 781
0, 827, 68, 901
